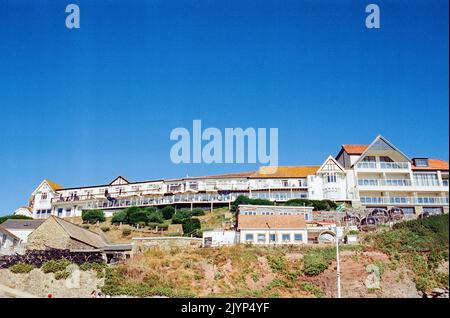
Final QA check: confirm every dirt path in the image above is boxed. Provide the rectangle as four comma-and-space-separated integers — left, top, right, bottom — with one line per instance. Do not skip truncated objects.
0, 283, 39, 298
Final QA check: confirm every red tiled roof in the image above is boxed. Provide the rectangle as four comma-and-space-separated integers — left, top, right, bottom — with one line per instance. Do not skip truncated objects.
341, 144, 368, 155
412, 159, 449, 171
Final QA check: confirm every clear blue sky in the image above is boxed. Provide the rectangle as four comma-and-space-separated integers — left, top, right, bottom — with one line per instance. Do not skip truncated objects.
0, 0, 448, 215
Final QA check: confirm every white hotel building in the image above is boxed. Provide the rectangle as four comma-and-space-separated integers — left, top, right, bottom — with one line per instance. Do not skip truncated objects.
19, 135, 449, 219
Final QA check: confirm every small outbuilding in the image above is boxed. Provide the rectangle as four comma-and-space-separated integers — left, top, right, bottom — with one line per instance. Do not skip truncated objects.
26, 216, 108, 251
202, 230, 237, 247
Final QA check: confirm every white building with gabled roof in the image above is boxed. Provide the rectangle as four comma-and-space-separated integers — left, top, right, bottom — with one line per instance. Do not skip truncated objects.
18, 135, 448, 219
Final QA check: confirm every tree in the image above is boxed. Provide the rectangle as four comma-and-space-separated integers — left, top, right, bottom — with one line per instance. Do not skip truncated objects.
127, 210, 149, 225
111, 210, 127, 224
146, 209, 164, 224
161, 206, 175, 220
181, 218, 201, 236
81, 209, 105, 224
172, 210, 193, 224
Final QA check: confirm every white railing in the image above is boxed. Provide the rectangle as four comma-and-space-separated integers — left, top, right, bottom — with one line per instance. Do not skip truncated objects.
360, 196, 449, 205
358, 179, 412, 186
78, 190, 310, 210
356, 162, 409, 169
358, 179, 447, 187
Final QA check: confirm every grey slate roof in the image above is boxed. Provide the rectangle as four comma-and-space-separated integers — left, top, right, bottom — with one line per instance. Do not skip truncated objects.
52, 217, 107, 249
1, 219, 44, 230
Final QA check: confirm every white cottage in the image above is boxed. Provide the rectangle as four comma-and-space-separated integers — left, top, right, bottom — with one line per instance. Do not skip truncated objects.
0, 225, 21, 254
237, 214, 308, 245
1, 219, 44, 243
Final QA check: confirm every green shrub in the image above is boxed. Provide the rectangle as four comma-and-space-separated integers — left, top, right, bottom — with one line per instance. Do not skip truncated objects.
101, 226, 110, 232
122, 228, 132, 236
267, 278, 290, 289
303, 248, 335, 276
284, 199, 337, 211
128, 210, 149, 225
147, 223, 168, 230
41, 259, 71, 273
146, 209, 164, 223
81, 209, 105, 224
190, 208, 206, 216
300, 282, 324, 297
161, 206, 175, 220
119, 206, 165, 225
54, 270, 70, 280
231, 195, 274, 212
111, 210, 127, 224
181, 218, 201, 235
172, 210, 193, 224
267, 255, 286, 273
9, 263, 35, 274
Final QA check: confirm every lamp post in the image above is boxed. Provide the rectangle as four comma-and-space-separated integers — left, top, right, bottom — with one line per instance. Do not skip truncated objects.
335, 224, 341, 298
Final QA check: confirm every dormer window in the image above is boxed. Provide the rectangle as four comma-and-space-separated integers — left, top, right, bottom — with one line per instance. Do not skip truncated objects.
414, 158, 429, 167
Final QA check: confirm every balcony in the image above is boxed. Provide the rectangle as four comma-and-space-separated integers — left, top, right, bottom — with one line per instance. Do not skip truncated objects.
250, 181, 308, 190
357, 179, 449, 190
356, 162, 409, 170
360, 196, 449, 205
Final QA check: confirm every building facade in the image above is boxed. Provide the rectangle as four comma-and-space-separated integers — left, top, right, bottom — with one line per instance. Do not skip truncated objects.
22, 135, 449, 219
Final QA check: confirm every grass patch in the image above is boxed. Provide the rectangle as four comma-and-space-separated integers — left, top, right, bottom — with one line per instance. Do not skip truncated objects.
9, 263, 35, 274
299, 282, 324, 298
303, 247, 335, 276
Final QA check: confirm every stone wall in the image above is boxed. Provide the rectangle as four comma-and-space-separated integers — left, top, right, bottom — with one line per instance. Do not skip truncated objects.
132, 237, 202, 253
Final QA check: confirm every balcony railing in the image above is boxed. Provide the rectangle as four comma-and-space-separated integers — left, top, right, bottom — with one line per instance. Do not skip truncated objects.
360, 196, 449, 205
358, 179, 447, 187
75, 190, 310, 210
356, 162, 409, 170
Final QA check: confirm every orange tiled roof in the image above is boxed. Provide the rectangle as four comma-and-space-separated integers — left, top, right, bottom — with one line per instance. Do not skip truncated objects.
342, 144, 368, 155
46, 179, 63, 191
412, 159, 449, 171
237, 214, 307, 230
196, 166, 319, 180
251, 166, 320, 178
195, 171, 255, 180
